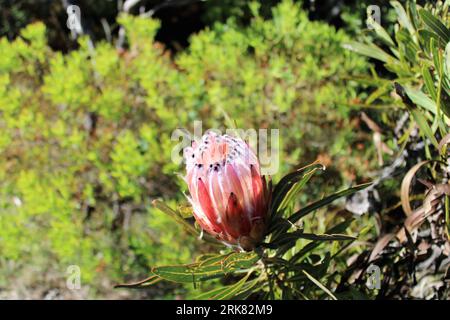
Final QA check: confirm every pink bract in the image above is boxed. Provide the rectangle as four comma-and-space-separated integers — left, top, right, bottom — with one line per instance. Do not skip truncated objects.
184, 132, 269, 251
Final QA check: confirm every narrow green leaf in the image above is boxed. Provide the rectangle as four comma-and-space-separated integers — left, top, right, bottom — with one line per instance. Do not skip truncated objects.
208, 271, 253, 300
395, 28, 419, 63
277, 165, 323, 213
286, 232, 355, 242
146, 252, 259, 284
342, 41, 397, 63
271, 162, 324, 214
403, 85, 437, 114
151, 264, 226, 283
232, 279, 264, 300
290, 219, 355, 262
152, 199, 199, 237
418, 29, 440, 54
445, 42, 450, 81
114, 274, 161, 289
408, 1, 420, 30
302, 270, 337, 300
370, 20, 396, 47
196, 277, 259, 300
419, 9, 450, 44
395, 28, 420, 51
221, 252, 260, 270
443, 42, 450, 91
391, 1, 416, 35
195, 285, 231, 300
431, 38, 443, 74
422, 65, 437, 101
268, 231, 355, 248
197, 253, 233, 267
197, 252, 259, 269
270, 183, 368, 246
410, 108, 440, 149
395, 82, 440, 149
366, 84, 390, 105
287, 183, 372, 225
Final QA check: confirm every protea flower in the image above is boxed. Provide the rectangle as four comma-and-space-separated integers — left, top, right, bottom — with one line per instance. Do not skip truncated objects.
184, 132, 269, 251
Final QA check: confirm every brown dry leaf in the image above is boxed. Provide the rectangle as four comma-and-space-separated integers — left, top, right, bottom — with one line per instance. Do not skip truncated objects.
401, 160, 432, 216
438, 132, 450, 154
398, 184, 450, 243
369, 233, 396, 262
374, 179, 450, 255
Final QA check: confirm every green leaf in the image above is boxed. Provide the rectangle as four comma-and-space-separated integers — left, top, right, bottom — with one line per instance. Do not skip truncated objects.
151, 264, 224, 283
271, 162, 325, 214
302, 270, 337, 300
287, 183, 372, 225
418, 29, 440, 54
153, 200, 222, 245
444, 42, 450, 91
220, 252, 260, 270
290, 219, 355, 262
391, 1, 416, 36
422, 65, 437, 101
410, 108, 440, 149
366, 84, 391, 105
197, 253, 233, 266
152, 199, 199, 237
342, 41, 398, 63
120, 252, 259, 286
114, 274, 161, 289
403, 85, 437, 114
445, 42, 450, 79
268, 231, 355, 248
276, 165, 324, 214
431, 38, 443, 75
395, 28, 419, 63
370, 20, 396, 47
197, 252, 260, 270
395, 82, 440, 148
287, 232, 355, 242
407, 1, 420, 30
195, 276, 259, 300
152, 252, 259, 283
195, 285, 232, 300
209, 271, 253, 300
270, 183, 369, 248
419, 9, 450, 45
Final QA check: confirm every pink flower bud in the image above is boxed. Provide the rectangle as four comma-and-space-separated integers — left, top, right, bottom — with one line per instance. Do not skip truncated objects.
184, 132, 269, 251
